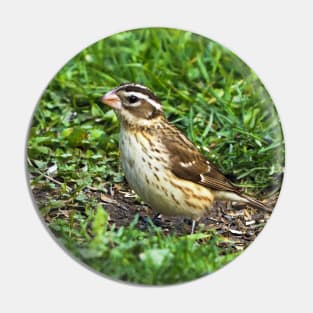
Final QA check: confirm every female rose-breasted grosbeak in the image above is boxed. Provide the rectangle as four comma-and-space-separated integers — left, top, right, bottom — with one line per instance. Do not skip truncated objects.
101, 83, 271, 232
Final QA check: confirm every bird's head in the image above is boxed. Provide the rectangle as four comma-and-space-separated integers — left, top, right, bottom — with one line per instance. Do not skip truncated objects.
101, 83, 163, 127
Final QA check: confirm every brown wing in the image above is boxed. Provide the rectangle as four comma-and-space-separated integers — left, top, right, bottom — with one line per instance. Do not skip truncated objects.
161, 125, 239, 193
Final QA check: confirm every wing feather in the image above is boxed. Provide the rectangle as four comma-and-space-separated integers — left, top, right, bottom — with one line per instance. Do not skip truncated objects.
161, 126, 239, 193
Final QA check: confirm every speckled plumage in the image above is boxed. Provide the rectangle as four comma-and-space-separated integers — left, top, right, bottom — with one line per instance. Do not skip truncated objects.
119, 119, 215, 219
101, 83, 270, 226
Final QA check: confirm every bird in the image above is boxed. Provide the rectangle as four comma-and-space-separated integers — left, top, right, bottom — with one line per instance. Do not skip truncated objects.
101, 83, 271, 233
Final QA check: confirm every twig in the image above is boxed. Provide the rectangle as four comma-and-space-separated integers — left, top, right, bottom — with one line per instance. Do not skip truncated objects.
27, 158, 72, 192
85, 185, 107, 192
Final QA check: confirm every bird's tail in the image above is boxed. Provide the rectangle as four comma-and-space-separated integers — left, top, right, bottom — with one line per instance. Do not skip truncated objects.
240, 194, 272, 213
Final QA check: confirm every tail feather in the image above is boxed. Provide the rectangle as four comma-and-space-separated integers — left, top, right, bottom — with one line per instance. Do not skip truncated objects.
214, 190, 272, 213
241, 194, 272, 213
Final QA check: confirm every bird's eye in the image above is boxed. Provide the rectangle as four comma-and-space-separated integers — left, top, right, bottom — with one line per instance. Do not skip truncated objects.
127, 95, 138, 103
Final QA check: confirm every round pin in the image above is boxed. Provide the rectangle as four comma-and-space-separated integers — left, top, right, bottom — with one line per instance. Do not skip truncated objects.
26, 27, 285, 285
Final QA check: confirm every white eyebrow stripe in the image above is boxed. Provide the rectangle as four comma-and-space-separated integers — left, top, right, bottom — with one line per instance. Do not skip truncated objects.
124, 91, 162, 110
147, 99, 162, 110
125, 91, 149, 99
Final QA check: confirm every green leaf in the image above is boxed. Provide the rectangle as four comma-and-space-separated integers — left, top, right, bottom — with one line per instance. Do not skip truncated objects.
92, 205, 108, 236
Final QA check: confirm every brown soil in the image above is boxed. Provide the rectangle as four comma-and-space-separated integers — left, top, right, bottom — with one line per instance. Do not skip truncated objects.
100, 185, 276, 250
32, 183, 277, 251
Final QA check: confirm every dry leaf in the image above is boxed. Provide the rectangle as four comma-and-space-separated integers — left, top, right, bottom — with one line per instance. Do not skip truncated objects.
100, 193, 117, 204
229, 229, 244, 235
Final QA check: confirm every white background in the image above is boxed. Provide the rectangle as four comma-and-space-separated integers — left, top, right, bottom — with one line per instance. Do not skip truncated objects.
1, 1, 312, 312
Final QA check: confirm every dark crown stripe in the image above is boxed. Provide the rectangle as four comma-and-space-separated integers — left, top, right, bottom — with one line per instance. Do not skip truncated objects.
117, 83, 160, 102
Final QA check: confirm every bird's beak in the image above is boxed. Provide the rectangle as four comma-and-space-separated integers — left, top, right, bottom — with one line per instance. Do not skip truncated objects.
101, 90, 122, 110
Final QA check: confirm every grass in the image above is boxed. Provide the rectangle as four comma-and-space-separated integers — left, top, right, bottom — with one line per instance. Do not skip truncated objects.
27, 28, 284, 285
52, 211, 237, 285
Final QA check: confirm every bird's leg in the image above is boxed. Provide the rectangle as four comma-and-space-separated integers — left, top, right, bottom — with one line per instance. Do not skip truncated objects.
191, 220, 196, 234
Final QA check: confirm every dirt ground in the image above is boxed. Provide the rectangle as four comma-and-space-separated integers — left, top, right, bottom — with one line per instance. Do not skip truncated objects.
96, 184, 277, 251
32, 181, 277, 253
